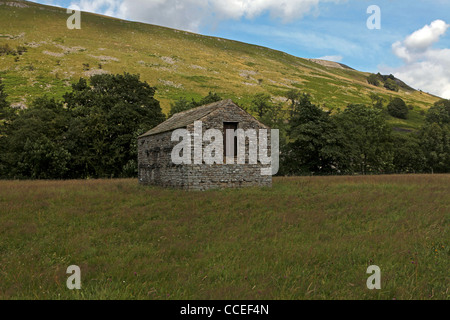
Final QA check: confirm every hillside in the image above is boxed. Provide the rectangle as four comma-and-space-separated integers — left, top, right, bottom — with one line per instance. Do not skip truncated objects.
0, 0, 442, 130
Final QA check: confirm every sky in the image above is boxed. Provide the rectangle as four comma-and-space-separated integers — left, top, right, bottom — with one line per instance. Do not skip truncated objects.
31, 0, 450, 99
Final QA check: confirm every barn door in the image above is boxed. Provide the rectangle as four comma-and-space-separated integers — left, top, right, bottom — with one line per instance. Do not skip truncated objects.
223, 122, 238, 162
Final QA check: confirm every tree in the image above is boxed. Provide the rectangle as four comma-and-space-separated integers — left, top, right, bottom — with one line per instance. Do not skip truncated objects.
63, 73, 165, 178
19, 136, 71, 179
369, 93, 384, 109
392, 132, 426, 173
168, 92, 222, 118
0, 78, 13, 121
245, 93, 287, 153
335, 104, 393, 174
0, 78, 11, 177
426, 99, 450, 125
285, 89, 302, 118
249, 93, 272, 119
419, 122, 450, 173
387, 97, 408, 119
168, 97, 192, 118
1, 97, 71, 179
198, 92, 222, 106
247, 93, 284, 128
282, 93, 346, 175
0, 79, 7, 108
419, 99, 450, 173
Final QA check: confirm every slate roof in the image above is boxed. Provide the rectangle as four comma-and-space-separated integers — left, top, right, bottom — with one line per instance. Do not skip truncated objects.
139, 99, 235, 138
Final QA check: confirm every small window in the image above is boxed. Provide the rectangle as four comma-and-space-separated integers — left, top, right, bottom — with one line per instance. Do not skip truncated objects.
223, 122, 238, 160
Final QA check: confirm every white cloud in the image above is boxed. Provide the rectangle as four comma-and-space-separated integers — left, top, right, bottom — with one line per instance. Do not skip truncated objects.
210, 0, 326, 22
70, 0, 122, 15
403, 20, 448, 52
383, 20, 450, 99
69, 0, 342, 32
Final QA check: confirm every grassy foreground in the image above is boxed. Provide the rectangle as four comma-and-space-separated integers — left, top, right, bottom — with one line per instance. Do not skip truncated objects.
0, 175, 448, 300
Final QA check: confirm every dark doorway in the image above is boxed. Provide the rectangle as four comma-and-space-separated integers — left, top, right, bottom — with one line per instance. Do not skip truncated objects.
223, 122, 238, 160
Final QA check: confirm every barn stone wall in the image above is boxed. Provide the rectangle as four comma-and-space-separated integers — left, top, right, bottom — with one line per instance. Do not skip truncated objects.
138, 102, 273, 190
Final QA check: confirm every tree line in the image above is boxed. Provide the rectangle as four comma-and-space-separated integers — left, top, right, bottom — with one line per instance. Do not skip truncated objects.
255, 91, 449, 175
0, 73, 164, 179
0, 73, 449, 179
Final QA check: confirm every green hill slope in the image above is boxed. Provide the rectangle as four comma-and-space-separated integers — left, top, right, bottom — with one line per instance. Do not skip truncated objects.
0, 0, 441, 129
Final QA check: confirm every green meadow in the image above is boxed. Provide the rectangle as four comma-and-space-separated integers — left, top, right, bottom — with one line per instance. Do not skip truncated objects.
0, 175, 448, 300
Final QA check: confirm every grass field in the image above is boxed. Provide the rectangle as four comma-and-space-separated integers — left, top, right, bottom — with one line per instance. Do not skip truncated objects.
0, 175, 448, 300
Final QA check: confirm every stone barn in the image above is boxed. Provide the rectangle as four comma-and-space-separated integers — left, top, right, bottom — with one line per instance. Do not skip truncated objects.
138, 99, 274, 190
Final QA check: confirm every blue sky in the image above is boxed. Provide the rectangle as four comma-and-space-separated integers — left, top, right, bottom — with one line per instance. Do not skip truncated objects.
32, 0, 450, 98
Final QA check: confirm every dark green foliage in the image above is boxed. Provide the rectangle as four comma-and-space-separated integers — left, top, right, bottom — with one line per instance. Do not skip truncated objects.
368, 73, 413, 92
20, 136, 71, 179
1, 73, 164, 179
367, 74, 380, 86
281, 93, 347, 175
419, 123, 450, 173
16, 46, 27, 55
392, 132, 426, 173
168, 92, 222, 118
0, 44, 27, 56
63, 73, 165, 178
168, 97, 192, 118
1, 97, 71, 179
248, 93, 285, 129
199, 92, 222, 106
426, 99, 450, 125
334, 104, 393, 174
247, 93, 287, 156
249, 93, 272, 119
1, 71, 449, 179
0, 78, 10, 119
384, 78, 399, 92
285, 89, 302, 118
419, 100, 450, 173
0, 79, 11, 177
387, 97, 408, 119
369, 93, 384, 109
0, 44, 15, 56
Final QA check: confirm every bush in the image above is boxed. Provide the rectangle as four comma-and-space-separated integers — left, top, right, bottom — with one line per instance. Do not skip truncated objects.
0, 44, 28, 56
16, 46, 27, 55
0, 44, 15, 56
384, 78, 399, 92
0, 78, 10, 119
426, 99, 450, 125
367, 74, 380, 86
387, 97, 408, 119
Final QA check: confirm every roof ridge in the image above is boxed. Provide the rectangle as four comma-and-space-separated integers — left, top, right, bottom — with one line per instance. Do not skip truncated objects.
139, 99, 234, 138
166, 99, 230, 119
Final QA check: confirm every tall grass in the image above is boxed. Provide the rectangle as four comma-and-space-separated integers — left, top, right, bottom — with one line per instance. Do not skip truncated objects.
0, 175, 448, 300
